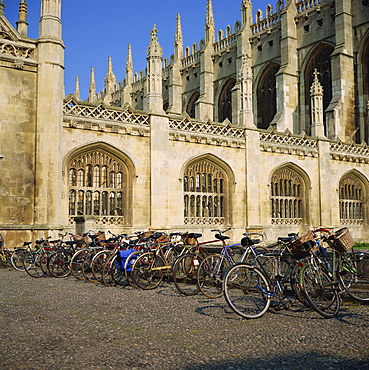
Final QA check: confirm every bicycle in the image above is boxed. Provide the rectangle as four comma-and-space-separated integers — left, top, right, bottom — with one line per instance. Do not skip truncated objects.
0, 235, 12, 268
222, 232, 305, 319
298, 227, 368, 318
172, 228, 237, 296
196, 230, 270, 299
22, 238, 54, 278
131, 232, 179, 290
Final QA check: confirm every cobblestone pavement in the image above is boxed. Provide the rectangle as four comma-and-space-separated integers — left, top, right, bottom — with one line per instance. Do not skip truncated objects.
0, 267, 368, 370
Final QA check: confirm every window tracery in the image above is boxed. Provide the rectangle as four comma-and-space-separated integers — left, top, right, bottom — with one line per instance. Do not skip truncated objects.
257, 62, 279, 129
183, 161, 226, 225
270, 168, 305, 224
218, 79, 236, 123
68, 151, 125, 221
339, 174, 364, 225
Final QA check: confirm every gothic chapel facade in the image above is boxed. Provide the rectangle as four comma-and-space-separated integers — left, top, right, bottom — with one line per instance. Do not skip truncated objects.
1, 0, 369, 247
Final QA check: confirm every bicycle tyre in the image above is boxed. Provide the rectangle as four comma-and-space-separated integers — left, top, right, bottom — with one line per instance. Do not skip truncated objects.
123, 251, 142, 287
23, 251, 45, 278
340, 251, 369, 302
91, 250, 112, 282
132, 252, 164, 290
82, 251, 98, 282
197, 254, 230, 298
172, 253, 202, 296
47, 250, 72, 278
70, 249, 89, 280
11, 248, 28, 271
222, 263, 271, 319
300, 263, 341, 318
101, 254, 117, 287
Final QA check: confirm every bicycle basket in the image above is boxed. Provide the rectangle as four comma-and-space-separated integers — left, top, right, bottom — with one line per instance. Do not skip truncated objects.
288, 230, 315, 260
326, 228, 354, 253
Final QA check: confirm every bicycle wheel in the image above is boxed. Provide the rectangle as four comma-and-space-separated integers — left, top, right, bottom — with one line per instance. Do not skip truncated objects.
222, 263, 271, 319
47, 250, 72, 278
101, 254, 117, 287
132, 252, 164, 290
172, 253, 202, 296
40, 248, 53, 276
340, 251, 369, 302
91, 250, 112, 282
11, 248, 28, 271
23, 251, 45, 278
197, 254, 230, 298
70, 249, 89, 280
82, 251, 98, 282
290, 262, 310, 308
300, 263, 341, 318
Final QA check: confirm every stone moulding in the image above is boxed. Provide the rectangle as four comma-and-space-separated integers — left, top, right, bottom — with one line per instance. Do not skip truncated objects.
259, 130, 318, 157
63, 98, 150, 126
0, 40, 35, 60
168, 116, 245, 138
330, 141, 369, 163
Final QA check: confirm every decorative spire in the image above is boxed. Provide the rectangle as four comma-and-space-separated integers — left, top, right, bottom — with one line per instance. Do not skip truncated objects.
18, 0, 27, 22
17, 0, 28, 37
88, 67, 97, 103
104, 56, 117, 87
206, 0, 215, 28
0, 0, 5, 16
241, 0, 252, 26
74, 76, 80, 101
310, 69, 325, 138
174, 14, 183, 60
147, 24, 163, 58
205, 0, 215, 44
125, 44, 133, 86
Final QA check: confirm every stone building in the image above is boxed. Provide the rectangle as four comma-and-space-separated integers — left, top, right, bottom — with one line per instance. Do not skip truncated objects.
0, 0, 369, 247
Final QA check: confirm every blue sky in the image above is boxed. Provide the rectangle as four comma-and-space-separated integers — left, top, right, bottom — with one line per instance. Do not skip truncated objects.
4, 0, 267, 100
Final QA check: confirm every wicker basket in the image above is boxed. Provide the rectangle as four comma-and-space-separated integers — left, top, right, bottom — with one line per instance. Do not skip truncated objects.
288, 230, 315, 260
327, 227, 354, 253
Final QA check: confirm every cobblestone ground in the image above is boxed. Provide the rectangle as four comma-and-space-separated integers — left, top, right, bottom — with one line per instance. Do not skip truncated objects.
0, 267, 368, 370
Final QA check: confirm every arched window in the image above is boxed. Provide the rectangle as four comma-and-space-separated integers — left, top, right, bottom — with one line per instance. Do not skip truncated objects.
183, 160, 228, 225
270, 168, 306, 225
68, 149, 128, 223
304, 45, 334, 135
218, 79, 236, 123
339, 174, 364, 225
186, 91, 200, 119
257, 62, 279, 129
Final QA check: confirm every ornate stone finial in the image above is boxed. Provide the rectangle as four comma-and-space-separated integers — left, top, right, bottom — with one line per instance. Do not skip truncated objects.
174, 14, 183, 60
310, 68, 323, 96
18, 0, 27, 22
310, 68, 325, 138
125, 44, 133, 86
147, 25, 163, 57
0, 0, 5, 16
17, 0, 28, 37
105, 56, 117, 86
175, 13, 183, 47
206, 0, 215, 28
74, 76, 81, 101
89, 67, 96, 103
126, 44, 133, 72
